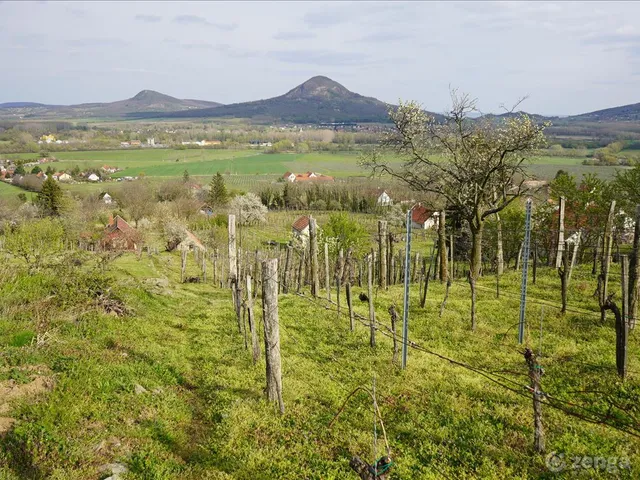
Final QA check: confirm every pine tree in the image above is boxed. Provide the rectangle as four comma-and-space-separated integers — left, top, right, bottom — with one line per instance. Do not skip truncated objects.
283, 182, 293, 209
183, 169, 190, 183
208, 172, 228, 206
36, 176, 64, 216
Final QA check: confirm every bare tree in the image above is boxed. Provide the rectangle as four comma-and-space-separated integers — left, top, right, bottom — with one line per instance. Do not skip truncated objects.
363, 92, 548, 330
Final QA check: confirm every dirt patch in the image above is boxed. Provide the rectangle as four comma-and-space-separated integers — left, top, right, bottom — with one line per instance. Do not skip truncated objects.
0, 417, 16, 435
0, 368, 55, 434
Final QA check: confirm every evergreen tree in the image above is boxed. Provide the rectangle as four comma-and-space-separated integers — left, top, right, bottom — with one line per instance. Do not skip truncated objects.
208, 172, 228, 206
183, 169, 190, 183
31, 165, 42, 174
36, 176, 64, 216
283, 182, 293, 209
14, 164, 26, 175
45, 165, 55, 175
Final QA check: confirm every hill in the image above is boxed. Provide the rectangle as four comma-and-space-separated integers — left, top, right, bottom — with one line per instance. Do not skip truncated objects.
0, 90, 222, 120
0, 102, 50, 109
568, 102, 640, 122
139, 76, 395, 123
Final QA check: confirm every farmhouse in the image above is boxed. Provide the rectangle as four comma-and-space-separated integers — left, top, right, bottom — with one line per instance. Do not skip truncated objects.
292, 215, 311, 245
411, 205, 437, 230
52, 172, 72, 182
100, 192, 113, 204
176, 230, 206, 252
87, 173, 100, 182
101, 165, 120, 174
376, 190, 392, 207
101, 215, 140, 251
282, 171, 334, 182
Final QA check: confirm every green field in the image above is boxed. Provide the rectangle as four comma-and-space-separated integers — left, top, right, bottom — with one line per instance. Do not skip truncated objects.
2, 149, 625, 201
5, 149, 608, 181
0, 181, 25, 199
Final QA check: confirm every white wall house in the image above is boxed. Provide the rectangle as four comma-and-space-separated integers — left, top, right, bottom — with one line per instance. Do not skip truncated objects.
377, 191, 392, 207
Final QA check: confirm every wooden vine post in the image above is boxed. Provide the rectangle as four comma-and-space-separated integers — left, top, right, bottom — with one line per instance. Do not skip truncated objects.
262, 258, 284, 414
558, 242, 569, 314
201, 249, 207, 283
336, 248, 344, 318
620, 255, 630, 379
629, 205, 640, 330
600, 201, 616, 321
438, 210, 448, 283
567, 231, 581, 286
555, 196, 566, 268
525, 348, 545, 454
309, 217, 320, 297
378, 220, 387, 289
247, 275, 259, 364
180, 249, 187, 283
324, 242, 331, 301
367, 253, 376, 348
496, 211, 504, 275
283, 244, 292, 294
389, 305, 399, 364
228, 214, 237, 287
388, 232, 395, 286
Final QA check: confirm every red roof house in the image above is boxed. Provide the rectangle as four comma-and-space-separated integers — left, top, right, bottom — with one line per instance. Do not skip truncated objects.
101, 215, 140, 251
411, 205, 437, 230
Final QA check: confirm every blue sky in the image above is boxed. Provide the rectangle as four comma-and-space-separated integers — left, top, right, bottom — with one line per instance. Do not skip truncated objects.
1, 1, 639, 115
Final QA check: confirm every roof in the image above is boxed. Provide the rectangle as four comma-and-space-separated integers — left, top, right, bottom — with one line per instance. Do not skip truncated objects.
104, 215, 135, 235
182, 230, 205, 250
412, 205, 435, 224
292, 215, 310, 232
283, 172, 293, 178
295, 172, 334, 182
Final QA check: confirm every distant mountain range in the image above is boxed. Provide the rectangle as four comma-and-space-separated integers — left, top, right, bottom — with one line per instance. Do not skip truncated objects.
145, 76, 396, 123
1, 76, 639, 124
0, 90, 221, 120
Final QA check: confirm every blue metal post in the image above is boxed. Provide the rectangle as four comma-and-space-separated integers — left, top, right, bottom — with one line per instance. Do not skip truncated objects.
519, 198, 533, 344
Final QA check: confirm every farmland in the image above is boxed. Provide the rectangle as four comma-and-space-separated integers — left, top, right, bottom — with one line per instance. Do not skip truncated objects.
2, 148, 628, 203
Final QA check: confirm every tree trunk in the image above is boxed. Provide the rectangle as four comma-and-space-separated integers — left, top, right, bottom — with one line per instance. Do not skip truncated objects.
469, 222, 483, 331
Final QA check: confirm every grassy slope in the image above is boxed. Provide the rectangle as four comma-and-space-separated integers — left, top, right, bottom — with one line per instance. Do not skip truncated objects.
0, 181, 25, 199
0, 248, 638, 479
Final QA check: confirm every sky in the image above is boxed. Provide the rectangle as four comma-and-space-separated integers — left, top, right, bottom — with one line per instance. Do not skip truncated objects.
1, 1, 639, 115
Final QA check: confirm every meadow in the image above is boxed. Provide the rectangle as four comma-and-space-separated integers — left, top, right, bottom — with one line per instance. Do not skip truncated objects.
0, 211, 638, 479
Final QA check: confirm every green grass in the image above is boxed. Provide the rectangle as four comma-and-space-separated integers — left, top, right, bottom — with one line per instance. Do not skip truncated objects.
0, 181, 25, 199
0, 242, 638, 478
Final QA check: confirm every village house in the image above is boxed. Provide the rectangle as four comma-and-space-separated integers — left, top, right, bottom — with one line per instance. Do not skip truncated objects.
101, 215, 140, 251
411, 204, 437, 230
101, 165, 120, 174
282, 171, 334, 183
292, 215, 311, 246
130, 140, 142, 147
100, 192, 113, 205
176, 230, 206, 252
376, 190, 392, 207
52, 172, 72, 182
87, 173, 100, 182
